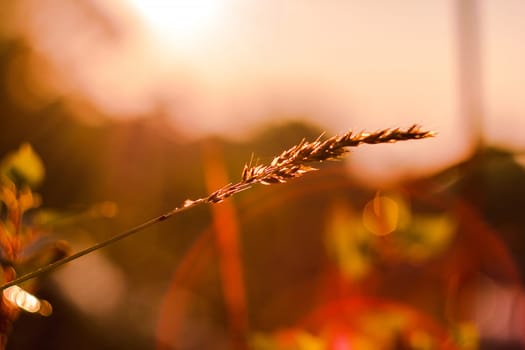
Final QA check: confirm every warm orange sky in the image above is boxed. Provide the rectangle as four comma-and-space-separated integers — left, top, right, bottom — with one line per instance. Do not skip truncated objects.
3, 0, 525, 182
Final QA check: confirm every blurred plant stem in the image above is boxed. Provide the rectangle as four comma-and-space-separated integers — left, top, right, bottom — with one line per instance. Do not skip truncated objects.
202, 141, 249, 349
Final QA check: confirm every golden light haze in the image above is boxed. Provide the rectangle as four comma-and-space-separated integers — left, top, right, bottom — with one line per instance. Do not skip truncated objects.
2, 0, 524, 182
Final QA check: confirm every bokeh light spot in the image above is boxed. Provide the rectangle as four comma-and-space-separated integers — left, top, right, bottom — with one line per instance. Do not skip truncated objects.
362, 194, 399, 236
3, 285, 42, 314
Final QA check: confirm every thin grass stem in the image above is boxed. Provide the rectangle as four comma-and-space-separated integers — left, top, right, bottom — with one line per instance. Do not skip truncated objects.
0, 125, 433, 290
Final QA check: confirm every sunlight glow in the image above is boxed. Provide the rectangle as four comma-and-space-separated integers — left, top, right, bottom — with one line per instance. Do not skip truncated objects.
128, 0, 221, 50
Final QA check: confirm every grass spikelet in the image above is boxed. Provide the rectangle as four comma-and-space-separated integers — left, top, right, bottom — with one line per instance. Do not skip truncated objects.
207, 124, 434, 203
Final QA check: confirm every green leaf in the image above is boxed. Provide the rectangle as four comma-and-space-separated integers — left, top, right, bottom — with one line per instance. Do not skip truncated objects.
400, 214, 457, 262
1, 143, 45, 187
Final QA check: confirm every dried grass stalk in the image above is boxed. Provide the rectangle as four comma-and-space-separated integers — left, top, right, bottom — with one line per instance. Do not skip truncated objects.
0, 124, 434, 290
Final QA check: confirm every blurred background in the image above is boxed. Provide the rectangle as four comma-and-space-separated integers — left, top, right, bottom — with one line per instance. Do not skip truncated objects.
0, 0, 524, 349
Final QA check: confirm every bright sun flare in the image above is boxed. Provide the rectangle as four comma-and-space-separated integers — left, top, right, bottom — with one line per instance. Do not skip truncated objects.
129, 0, 221, 50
